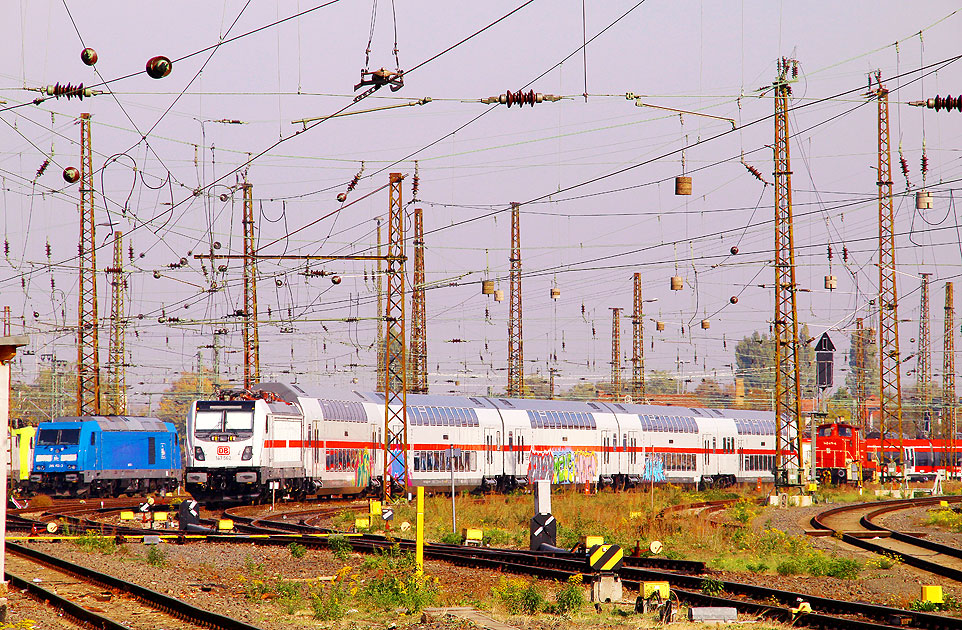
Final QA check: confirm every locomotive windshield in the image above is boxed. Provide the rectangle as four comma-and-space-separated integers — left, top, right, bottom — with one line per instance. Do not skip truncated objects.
37, 428, 81, 445
193, 402, 255, 435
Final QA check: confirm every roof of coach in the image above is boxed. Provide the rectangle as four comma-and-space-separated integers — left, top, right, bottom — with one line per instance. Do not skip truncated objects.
251, 382, 775, 422
38, 416, 171, 432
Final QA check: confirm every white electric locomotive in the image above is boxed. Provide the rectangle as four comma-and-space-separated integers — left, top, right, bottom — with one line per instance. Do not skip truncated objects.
184, 382, 778, 502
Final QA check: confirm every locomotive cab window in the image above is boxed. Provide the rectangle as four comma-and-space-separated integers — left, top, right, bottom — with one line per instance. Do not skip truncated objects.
37, 429, 80, 445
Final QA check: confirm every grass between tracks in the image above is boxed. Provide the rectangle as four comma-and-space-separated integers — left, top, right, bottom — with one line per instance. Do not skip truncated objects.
330, 484, 884, 580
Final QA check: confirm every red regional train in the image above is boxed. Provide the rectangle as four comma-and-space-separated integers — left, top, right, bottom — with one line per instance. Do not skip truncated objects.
814, 422, 959, 483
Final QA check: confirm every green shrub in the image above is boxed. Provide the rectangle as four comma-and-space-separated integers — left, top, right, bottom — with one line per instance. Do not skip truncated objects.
311, 585, 346, 620
746, 561, 769, 573
275, 580, 303, 615
287, 542, 307, 559
700, 577, 725, 597
493, 578, 547, 615
360, 572, 438, 613
727, 499, 759, 526
866, 553, 900, 570
145, 546, 167, 567
328, 534, 353, 561
243, 554, 265, 577
73, 531, 116, 555
483, 528, 513, 547
776, 559, 802, 576
554, 575, 587, 616
438, 531, 462, 545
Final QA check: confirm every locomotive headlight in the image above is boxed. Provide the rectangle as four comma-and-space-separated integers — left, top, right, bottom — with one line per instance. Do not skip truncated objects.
241, 445, 253, 461
194, 446, 206, 461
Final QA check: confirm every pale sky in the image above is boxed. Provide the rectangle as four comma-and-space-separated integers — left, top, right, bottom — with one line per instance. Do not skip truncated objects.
2, 1, 962, 409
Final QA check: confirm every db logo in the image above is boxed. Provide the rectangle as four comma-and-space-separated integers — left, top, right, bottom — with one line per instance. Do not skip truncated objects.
217, 445, 230, 456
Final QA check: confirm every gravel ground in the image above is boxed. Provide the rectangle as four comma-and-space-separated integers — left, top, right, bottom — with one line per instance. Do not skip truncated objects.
5, 496, 962, 628
877, 504, 962, 549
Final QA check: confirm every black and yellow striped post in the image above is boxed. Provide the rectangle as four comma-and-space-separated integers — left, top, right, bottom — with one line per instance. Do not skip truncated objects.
587, 544, 624, 572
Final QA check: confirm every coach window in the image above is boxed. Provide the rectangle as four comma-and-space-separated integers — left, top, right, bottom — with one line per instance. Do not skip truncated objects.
90, 433, 96, 445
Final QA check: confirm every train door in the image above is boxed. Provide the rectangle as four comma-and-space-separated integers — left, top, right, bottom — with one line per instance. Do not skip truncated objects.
903, 447, 916, 478
484, 428, 497, 477
703, 433, 719, 478
736, 438, 745, 475
600, 430, 613, 476
628, 430, 639, 476
506, 431, 516, 478
515, 429, 526, 479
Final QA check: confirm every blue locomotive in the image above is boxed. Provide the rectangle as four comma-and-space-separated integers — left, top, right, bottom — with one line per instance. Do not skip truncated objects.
29, 416, 181, 497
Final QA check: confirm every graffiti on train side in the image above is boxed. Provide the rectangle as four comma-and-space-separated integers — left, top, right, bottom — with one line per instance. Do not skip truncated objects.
641, 456, 666, 483
528, 448, 597, 484
356, 448, 372, 487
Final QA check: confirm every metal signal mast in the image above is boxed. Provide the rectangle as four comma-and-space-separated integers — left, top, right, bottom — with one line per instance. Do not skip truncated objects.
241, 182, 260, 388
918, 273, 932, 434
105, 231, 127, 415
631, 273, 645, 402
610, 308, 622, 399
854, 317, 868, 433
772, 59, 803, 483
382, 173, 408, 497
944, 282, 956, 470
507, 202, 524, 397
77, 112, 101, 415
873, 72, 904, 467
410, 207, 428, 394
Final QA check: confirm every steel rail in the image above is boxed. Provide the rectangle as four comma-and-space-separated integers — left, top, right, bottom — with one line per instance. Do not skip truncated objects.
6, 570, 130, 630
812, 495, 962, 583
7, 542, 266, 630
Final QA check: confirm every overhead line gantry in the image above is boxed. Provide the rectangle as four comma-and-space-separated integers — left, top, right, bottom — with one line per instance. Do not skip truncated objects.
195, 174, 410, 499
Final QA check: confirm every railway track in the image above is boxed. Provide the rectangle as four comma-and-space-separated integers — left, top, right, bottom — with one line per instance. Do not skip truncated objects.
12, 497, 962, 630
812, 495, 962, 582
6, 542, 265, 630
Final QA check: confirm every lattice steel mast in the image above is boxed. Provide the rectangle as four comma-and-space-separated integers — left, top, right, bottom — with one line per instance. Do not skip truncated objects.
772, 59, 803, 482
632, 273, 645, 402
376, 218, 385, 391
241, 182, 260, 388
105, 231, 127, 415
610, 308, 622, 399
76, 112, 101, 415
944, 282, 956, 470
855, 317, 868, 434
507, 202, 524, 397
919, 273, 932, 434
873, 72, 904, 469
410, 207, 428, 394
382, 173, 408, 498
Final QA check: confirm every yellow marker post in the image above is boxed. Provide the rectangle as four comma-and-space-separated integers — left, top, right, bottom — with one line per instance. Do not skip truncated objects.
416, 486, 424, 576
